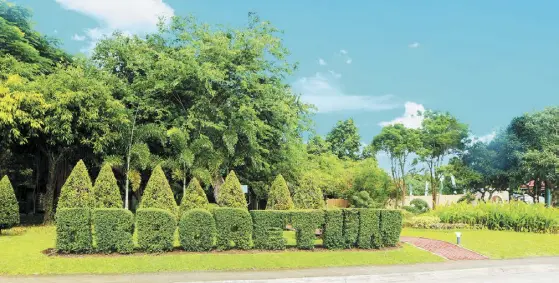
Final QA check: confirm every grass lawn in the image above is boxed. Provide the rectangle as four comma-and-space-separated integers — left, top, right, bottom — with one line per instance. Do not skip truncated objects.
0, 226, 442, 275
402, 228, 559, 259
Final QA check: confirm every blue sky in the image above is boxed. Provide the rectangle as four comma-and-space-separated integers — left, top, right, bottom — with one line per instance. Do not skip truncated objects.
13, 0, 559, 147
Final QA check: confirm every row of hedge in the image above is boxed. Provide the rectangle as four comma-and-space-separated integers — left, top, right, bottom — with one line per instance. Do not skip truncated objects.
55, 208, 402, 253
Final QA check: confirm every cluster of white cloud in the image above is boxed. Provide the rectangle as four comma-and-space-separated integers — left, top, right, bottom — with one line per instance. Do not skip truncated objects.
340, 49, 352, 64
471, 131, 496, 143
379, 102, 425, 129
408, 42, 420, 48
318, 58, 327, 66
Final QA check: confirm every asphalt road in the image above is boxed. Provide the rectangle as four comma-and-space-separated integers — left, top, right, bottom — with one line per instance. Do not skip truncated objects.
3, 257, 559, 283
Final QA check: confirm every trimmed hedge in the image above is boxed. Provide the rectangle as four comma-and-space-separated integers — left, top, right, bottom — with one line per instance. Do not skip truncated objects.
213, 207, 252, 250
93, 208, 134, 254
323, 209, 344, 249
266, 174, 294, 210
136, 208, 177, 253
357, 209, 381, 249
217, 171, 247, 209
179, 209, 215, 252
140, 166, 179, 217
0, 175, 19, 233
342, 208, 359, 248
380, 210, 403, 247
93, 164, 123, 208
290, 210, 324, 250
55, 208, 92, 253
58, 160, 94, 209
251, 210, 289, 250
179, 178, 209, 215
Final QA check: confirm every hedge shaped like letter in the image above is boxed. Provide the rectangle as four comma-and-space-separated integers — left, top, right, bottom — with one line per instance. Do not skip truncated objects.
58, 160, 94, 209
291, 210, 324, 250
323, 209, 344, 249
93, 208, 134, 254
180, 178, 209, 215
179, 209, 215, 252
380, 209, 402, 247
0, 176, 19, 233
213, 207, 252, 250
137, 208, 177, 253
140, 166, 178, 217
55, 208, 92, 253
266, 175, 294, 210
357, 209, 381, 249
93, 164, 123, 208
342, 208, 359, 248
251, 210, 289, 250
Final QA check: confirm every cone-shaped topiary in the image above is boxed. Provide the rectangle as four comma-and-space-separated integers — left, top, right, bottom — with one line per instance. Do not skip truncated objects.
180, 178, 209, 214
140, 165, 178, 217
93, 164, 123, 208
266, 174, 294, 210
217, 171, 247, 209
293, 175, 325, 209
0, 176, 19, 234
58, 160, 94, 209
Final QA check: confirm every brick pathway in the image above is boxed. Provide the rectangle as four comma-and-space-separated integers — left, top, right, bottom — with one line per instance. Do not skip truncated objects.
401, 236, 488, 260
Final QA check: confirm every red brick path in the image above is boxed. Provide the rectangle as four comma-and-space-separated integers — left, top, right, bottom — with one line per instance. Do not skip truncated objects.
401, 236, 488, 260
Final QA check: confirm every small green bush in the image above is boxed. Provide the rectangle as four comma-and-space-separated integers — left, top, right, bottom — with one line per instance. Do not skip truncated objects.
409, 199, 430, 213
58, 160, 94, 209
342, 208, 359, 248
323, 209, 344, 249
402, 205, 420, 214
0, 176, 19, 233
93, 164, 123, 208
357, 209, 381, 249
216, 171, 247, 209
380, 210, 402, 247
293, 178, 325, 209
403, 215, 441, 229
136, 208, 177, 253
55, 208, 92, 253
139, 166, 178, 217
350, 191, 377, 208
179, 208, 216, 252
213, 207, 252, 250
179, 178, 209, 215
266, 175, 294, 210
93, 208, 134, 254
290, 210, 324, 250
251, 210, 289, 250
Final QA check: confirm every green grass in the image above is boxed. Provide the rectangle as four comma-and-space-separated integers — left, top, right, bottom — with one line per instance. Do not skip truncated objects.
402, 228, 559, 259
0, 226, 442, 275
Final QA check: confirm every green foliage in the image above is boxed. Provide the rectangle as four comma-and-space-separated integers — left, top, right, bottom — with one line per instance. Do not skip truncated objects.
55, 208, 92, 253
251, 210, 289, 250
93, 164, 123, 208
323, 209, 344, 249
0, 175, 18, 232
179, 178, 209, 214
457, 193, 476, 204
409, 199, 430, 214
217, 171, 247, 209
213, 207, 253, 250
402, 205, 421, 214
350, 191, 377, 208
57, 160, 94, 209
351, 158, 393, 205
266, 174, 294, 210
136, 208, 177, 253
290, 210, 324, 250
326, 118, 361, 160
357, 209, 381, 249
140, 165, 178, 217
380, 210, 403, 247
293, 177, 325, 209
342, 208, 360, 248
179, 208, 216, 252
93, 208, 134, 254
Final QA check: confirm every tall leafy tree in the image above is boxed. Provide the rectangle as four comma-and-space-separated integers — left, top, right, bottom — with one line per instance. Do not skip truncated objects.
325, 118, 361, 160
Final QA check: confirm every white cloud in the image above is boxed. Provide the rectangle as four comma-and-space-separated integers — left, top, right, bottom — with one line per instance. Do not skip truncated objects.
379, 101, 425, 129
346, 58, 352, 64
328, 70, 341, 78
472, 131, 496, 143
339, 49, 348, 54
408, 42, 420, 48
72, 34, 86, 41
53, 29, 59, 34
318, 58, 327, 66
293, 73, 398, 113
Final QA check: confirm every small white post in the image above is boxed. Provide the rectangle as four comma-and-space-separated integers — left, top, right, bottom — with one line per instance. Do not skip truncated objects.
455, 232, 462, 245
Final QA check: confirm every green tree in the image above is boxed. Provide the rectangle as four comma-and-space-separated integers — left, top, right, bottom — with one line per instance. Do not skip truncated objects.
293, 173, 325, 209
217, 171, 247, 209
352, 158, 394, 206
92, 163, 123, 208
306, 135, 331, 155
57, 160, 94, 209
266, 174, 294, 210
326, 119, 361, 160
179, 177, 208, 214
0, 175, 18, 234
139, 165, 178, 216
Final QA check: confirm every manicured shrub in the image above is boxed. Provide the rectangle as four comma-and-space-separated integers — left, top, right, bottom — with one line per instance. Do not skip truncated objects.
93, 164, 123, 208
292, 182, 325, 209
323, 209, 344, 249
179, 208, 215, 252
290, 210, 324, 250
380, 209, 402, 247
93, 208, 134, 254
139, 165, 178, 217
0, 176, 19, 234
350, 191, 377, 208
357, 209, 381, 249
213, 207, 252, 250
403, 215, 441, 229
409, 199, 430, 213
57, 160, 94, 209
216, 171, 247, 209
266, 174, 294, 210
179, 178, 208, 215
251, 210, 289, 250
136, 208, 176, 253
402, 205, 420, 214
342, 208, 359, 248
55, 208, 92, 253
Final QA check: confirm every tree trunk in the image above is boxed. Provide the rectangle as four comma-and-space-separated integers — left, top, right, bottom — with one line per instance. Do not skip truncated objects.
429, 163, 437, 210
42, 157, 57, 224
212, 175, 225, 203
124, 154, 131, 209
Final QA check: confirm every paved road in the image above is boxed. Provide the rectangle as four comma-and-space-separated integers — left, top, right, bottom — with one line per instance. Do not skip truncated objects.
3, 257, 559, 283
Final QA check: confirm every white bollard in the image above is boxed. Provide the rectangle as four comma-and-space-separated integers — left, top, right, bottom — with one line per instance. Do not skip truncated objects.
455, 232, 462, 245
